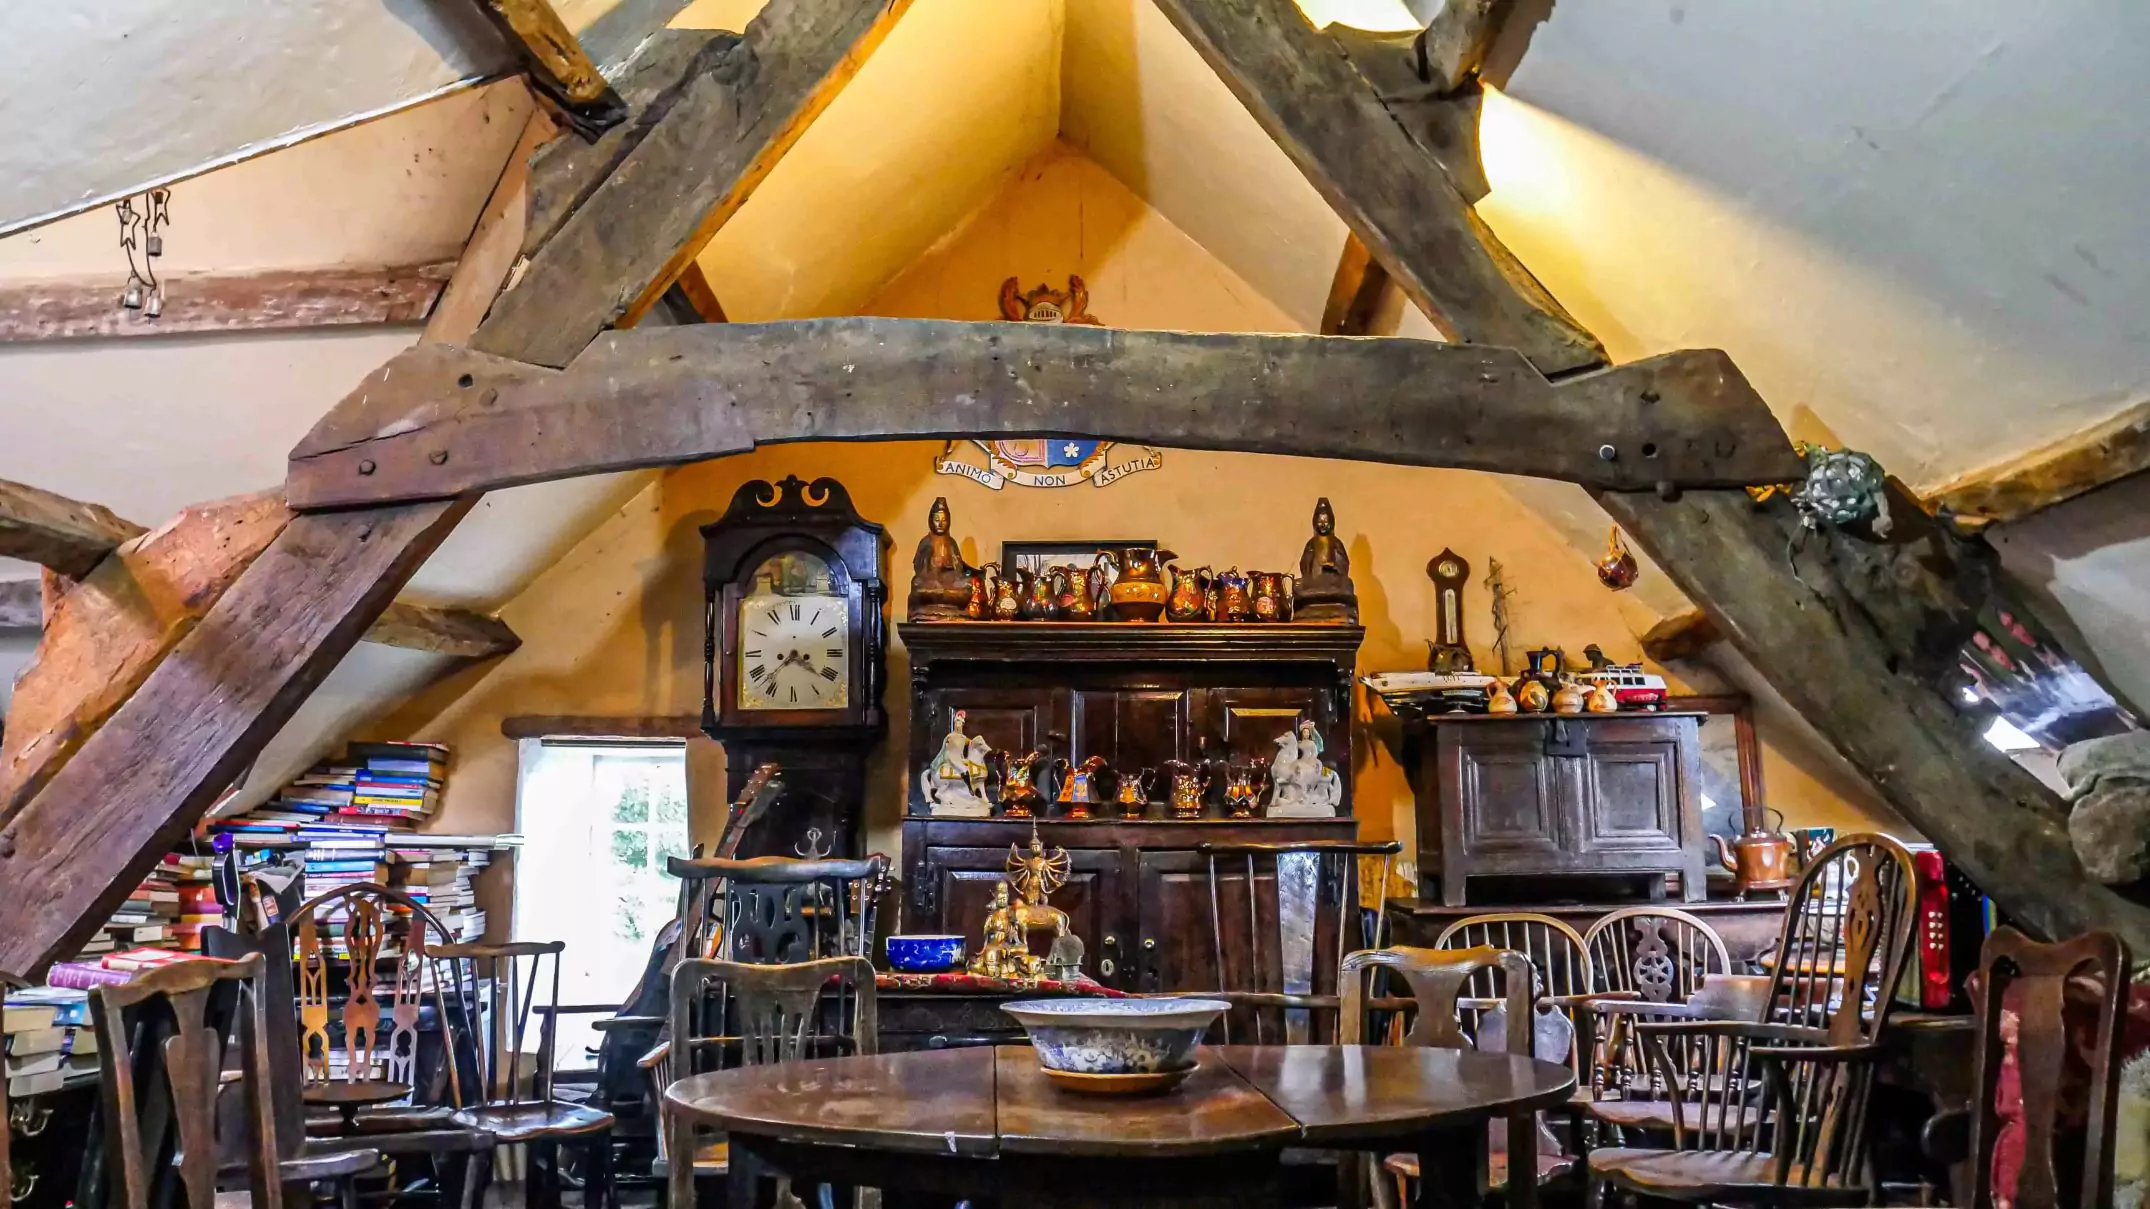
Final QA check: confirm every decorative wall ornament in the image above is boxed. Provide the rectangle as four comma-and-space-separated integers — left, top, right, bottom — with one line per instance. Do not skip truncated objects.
114, 188, 171, 318
934, 274, 1164, 490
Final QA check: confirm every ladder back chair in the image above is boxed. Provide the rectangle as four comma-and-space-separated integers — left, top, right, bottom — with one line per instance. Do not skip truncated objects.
654, 957, 878, 1209
290, 883, 469, 1115
1196, 840, 1400, 1044
1342, 946, 1547, 1209
1584, 834, 1919, 1206
90, 955, 380, 1209
1924, 927, 2131, 1209
437, 941, 617, 1209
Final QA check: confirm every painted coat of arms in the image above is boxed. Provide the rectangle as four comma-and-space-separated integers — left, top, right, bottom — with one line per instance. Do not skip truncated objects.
934, 275, 1164, 491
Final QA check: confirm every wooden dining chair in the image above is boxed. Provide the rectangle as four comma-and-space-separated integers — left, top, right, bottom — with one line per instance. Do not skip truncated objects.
90, 955, 381, 1209
651, 957, 878, 1209
1580, 907, 1734, 1119
1922, 927, 2131, 1209
666, 854, 890, 965
1584, 834, 1918, 1206
1195, 840, 1399, 1044
438, 941, 617, 1209
1342, 945, 1549, 1209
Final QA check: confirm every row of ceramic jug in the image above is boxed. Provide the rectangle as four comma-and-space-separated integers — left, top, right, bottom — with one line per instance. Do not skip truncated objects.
961, 547, 1299, 623
996, 752, 1272, 820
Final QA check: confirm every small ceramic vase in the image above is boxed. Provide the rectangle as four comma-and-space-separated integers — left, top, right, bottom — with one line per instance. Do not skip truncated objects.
1514, 678, 1550, 713
1585, 682, 1620, 713
1597, 527, 1640, 591
1487, 681, 1519, 715
1552, 680, 1589, 715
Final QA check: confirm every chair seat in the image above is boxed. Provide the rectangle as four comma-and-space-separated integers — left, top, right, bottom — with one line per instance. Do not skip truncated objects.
651, 1140, 731, 1178
1588, 1147, 1870, 1206
278, 1148, 385, 1184
311, 1105, 461, 1135
309, 1129, 496, 1158
451, 1101, 615, 1142
1587, 1098, 1767, 1133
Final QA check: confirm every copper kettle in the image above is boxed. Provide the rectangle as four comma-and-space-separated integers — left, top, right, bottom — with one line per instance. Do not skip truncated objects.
1706, 807, 1796, 892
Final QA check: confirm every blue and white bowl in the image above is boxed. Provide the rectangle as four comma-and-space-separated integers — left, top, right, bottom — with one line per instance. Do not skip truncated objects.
1001, 996, 1229, 1074
884, 934, 967, 972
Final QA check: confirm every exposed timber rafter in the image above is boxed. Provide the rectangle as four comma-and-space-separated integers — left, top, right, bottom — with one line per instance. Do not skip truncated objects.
473, 0, 628, 139
367, 601, 522, 659
281, 322, 1802, 509
0, 0, 915, 979
1149, 0, 1601, 375
477, 0, 921, 366
1639, 607, 1721, 664
0, 262, 456, 343
1320, 234, 1389, 336
0, 478, 148, 580
1926, 396, 2150, 526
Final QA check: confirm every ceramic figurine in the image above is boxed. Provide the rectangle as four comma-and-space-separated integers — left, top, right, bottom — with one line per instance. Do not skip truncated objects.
1161, 759, 1212, 820
1252, 571, 1296, 622
1211, 567, 1253, 622
1514, 678, 1551, 713
1596, 527, 1640, 591
1585, 682, 1620, 713
921, 709, 993, 817
1552, 679, 1589, 715
1052, 755, 1109, 820
995, 750, 1049, 818
1294, 497, 1358, 622
1166, 564, 1212, 622
1267, 719, 1342, 818
1102, 548, 1174, 621
906, 496, 973, 621
1003, 833, 1074, 966
1115, 767, 1155, 818
1021, 569, 1060, 621
1487, 680, 1519, 714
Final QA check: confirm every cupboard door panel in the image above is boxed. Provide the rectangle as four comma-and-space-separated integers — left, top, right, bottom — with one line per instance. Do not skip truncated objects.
1579, 741, 1682, 851
1457, 744, 1563, 855
1206, 686, 1327, 767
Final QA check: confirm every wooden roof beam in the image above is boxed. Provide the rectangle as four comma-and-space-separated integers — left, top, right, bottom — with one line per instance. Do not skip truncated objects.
1320, 234, 1389, 336
281, 323, 1802, 509
473, 0, 628, 140
0, 263, 455, 343
0, 478, 148, 580
1925, 397, 2150, 526
367, 601, 521, 659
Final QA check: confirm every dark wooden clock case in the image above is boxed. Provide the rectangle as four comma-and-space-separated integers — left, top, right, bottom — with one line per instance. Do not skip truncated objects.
701, 475, 890, 856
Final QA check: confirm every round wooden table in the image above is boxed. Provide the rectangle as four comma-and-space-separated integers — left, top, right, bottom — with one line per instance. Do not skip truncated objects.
664, 1045, 1574, 1209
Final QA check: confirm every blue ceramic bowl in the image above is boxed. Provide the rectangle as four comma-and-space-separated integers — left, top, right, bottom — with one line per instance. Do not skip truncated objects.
885, 934, 967, 972
1001, 996, 1229, 1074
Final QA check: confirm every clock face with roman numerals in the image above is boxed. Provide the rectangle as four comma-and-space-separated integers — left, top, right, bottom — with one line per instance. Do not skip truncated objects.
735, 551, 851, 711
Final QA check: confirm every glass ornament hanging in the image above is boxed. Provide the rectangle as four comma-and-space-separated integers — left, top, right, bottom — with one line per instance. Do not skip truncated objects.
1791, 445, 1890, 537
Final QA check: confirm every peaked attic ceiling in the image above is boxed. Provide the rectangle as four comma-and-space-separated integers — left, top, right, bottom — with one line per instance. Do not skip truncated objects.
2, 0, 2147, 803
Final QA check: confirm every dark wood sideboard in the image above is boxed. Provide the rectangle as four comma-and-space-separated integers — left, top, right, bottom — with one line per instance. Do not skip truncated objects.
897, 621, 1366, 993
1402, 711, 1708, 906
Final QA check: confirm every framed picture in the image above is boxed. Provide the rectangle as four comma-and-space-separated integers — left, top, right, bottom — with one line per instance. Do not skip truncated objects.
1668, 694, 1764, 849
1000, 539, 1156, 583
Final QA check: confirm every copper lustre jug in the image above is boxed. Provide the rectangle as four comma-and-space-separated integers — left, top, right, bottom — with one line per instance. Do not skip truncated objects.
1166, 564, 1212, 622
983, 564, 1024, 621
1252, 571, 1295, 622
1104, 547, 1174, 622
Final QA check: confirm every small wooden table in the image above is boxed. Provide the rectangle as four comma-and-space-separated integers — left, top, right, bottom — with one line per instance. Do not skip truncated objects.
664, 1044, 1574, 1209
302, 1079, 410, 1129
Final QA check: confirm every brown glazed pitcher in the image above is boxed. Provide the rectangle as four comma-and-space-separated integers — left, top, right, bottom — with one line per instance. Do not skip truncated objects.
1252, 571, 1295, 622
1706, 807, 1796, 893
1104, 548, 1175, 622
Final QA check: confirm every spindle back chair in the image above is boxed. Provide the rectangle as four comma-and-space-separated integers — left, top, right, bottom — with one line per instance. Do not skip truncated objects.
666, 854, 889, 965
1759, 834, 1917, 1043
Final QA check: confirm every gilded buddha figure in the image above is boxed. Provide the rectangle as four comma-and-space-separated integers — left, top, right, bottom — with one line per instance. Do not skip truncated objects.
1293, 497, 1357, 622
906, 496, 973, 621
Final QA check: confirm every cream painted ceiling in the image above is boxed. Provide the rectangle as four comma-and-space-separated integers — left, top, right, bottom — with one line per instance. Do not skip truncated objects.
2, 0, 2146, 786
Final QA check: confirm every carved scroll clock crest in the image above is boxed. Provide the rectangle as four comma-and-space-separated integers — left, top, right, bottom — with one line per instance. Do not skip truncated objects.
934, 275, 1165, 491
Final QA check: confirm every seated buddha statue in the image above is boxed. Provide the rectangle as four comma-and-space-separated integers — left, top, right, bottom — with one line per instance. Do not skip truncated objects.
1293, 497, 1358, 621
906, 496, 973, 621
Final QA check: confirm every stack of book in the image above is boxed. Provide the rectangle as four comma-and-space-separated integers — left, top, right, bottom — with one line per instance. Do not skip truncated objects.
80, 859, 188, 959
385, 835, 514, 941
4, 987, 95, 1098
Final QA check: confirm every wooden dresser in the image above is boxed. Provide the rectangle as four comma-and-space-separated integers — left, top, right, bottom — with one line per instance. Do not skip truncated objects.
897, 621, 1365, 992
1403, 711, 1708, 905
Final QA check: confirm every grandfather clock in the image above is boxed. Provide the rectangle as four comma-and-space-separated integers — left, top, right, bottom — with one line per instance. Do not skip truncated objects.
702, 475, 889, 857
